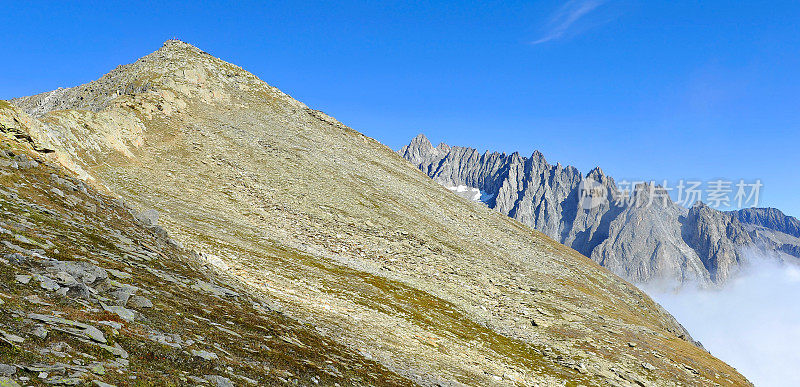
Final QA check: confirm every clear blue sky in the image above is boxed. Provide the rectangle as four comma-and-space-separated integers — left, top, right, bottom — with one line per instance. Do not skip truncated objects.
2, 1, 799, 216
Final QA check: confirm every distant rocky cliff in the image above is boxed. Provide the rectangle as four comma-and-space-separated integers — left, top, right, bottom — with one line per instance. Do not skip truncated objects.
401, 134, 800, 286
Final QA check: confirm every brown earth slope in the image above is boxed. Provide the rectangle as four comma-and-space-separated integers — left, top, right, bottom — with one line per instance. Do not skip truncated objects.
2, 41, 749, 385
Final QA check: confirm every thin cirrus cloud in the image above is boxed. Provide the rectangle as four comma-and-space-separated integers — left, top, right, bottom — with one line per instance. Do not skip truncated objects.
532, 0, 608, 44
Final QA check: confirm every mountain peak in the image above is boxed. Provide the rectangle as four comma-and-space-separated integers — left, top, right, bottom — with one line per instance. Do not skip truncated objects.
410, 133, 432, 147
151, 39, 218, 64
585, 166, 616, 188
160, 38, 200, 50
587, 166, 605, 178
399, 133, 439, 165
530, 149, 547, 164
10, 40, 283, 117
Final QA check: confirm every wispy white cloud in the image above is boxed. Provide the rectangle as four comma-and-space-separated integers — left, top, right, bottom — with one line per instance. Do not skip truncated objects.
532, 0, 607, 44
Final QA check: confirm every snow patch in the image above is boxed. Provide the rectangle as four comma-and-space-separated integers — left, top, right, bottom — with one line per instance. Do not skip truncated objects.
446, 185, 494, 203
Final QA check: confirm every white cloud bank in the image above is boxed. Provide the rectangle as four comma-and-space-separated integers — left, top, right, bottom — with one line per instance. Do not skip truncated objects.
643, 257, 800, 386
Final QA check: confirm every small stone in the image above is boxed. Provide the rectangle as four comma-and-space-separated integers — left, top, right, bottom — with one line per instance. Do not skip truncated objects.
89, 363, 105, 375
37, 275, 60, 292
54, 271, 78, 286
83, 326, 107, 344
191, 280, 238, 298
50, 188, 64, 197
24, 294, 50, 305
128, 295, 153, 309
105, 269, 131, 279
627, 342, 637, 348
110, 285, 138, 305
0, 330, 24, 344
14, 275, 31, 284
97, 321, 123, 330
13, 234, 36, 246
47, 377, 80, 385
205, 375, 233, 387
102, 305, 135, 323
642, 362, 656, 371
191, 349, 218, 361
32, 326, 48, 339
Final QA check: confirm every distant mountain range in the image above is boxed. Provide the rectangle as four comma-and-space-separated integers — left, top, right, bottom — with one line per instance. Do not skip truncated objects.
401, 134, 800, 286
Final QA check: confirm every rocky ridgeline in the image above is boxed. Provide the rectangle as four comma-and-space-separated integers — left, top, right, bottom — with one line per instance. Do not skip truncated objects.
733, 207, 800, 238
0, 137, 408, 386
401, 134, 800, 286
0, 41, 751, 385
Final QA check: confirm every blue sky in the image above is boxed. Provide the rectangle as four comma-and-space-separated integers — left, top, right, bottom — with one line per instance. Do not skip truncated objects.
2, 1, 799, 216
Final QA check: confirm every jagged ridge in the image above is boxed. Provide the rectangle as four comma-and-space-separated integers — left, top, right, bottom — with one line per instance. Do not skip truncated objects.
400, 133, 800, 286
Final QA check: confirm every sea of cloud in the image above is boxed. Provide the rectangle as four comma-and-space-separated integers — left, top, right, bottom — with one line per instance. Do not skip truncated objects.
643, 256, 800, 386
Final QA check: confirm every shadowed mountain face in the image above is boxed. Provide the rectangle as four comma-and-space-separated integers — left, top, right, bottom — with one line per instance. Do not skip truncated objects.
400, 134, 800, 286
1, 41, 750, 385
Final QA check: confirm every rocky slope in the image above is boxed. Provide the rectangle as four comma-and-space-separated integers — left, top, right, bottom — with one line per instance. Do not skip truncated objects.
400, 134, 799, 286
0, 133, 408, 386
1, 40, 750, 385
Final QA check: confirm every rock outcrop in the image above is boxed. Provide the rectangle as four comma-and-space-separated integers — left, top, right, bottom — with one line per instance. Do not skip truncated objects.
1, 41, 750, 385
401, 134, 798, 286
